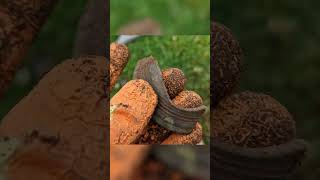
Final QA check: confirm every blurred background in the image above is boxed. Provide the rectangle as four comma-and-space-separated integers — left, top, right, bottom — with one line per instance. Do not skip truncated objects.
0, 1, 87, 118
110, 0, 210, 35
111, 35, 210, 143
212, 1, 320, 179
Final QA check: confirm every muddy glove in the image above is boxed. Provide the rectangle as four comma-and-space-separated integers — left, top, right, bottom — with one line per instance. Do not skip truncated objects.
110, 44, 206, 145
0, 56, 108, 180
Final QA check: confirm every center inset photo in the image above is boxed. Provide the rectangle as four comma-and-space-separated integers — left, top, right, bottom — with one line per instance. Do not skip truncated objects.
110, 35, 210, 145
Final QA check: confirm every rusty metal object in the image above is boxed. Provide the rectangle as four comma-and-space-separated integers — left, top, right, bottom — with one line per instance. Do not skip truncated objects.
133, 57, 206, 134
212, 139, 307, 180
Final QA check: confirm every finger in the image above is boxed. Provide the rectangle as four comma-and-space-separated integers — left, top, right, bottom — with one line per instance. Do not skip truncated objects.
138, 90, 204, 144
162, 68, 186, 99
110, 43, 130, 90
162, 90, 204, 145
137, 68, 186, 144
161, 122, 203, 145
110, 79, 157, 144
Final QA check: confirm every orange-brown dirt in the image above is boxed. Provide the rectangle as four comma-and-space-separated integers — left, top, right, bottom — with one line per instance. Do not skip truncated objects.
110, 79, 158, 144
0, 56, 108, 180
110, 43, 130, 90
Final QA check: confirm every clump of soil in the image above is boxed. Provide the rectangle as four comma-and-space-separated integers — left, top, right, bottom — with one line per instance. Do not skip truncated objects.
211, 22, 242, 107
162, 68, 186, 99
212, 91, 296, 148
134, 153, 205, 180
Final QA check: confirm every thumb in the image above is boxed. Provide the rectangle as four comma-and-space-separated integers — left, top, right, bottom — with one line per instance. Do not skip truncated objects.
110, 79, 157, 144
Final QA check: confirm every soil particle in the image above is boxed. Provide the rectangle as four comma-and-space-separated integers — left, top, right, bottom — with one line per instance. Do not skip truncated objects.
212, 91, 296, 148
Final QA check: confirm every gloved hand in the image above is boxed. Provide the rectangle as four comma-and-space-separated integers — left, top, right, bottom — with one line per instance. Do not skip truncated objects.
110, 42, 205, 145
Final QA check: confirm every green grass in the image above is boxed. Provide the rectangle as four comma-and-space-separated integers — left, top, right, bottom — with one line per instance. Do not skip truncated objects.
111, 35, 210, 143
111, 0, 210, 35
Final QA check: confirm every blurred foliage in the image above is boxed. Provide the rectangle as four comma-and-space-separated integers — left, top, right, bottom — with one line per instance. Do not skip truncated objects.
111, 35, 210, 143
110, 0, 210, 35
0, 1, 87, 118
212, 0, 320, 179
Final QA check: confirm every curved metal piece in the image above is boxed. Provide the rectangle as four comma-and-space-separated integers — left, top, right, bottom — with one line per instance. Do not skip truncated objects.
211, 139, 308, 180
133, 57, 206, 134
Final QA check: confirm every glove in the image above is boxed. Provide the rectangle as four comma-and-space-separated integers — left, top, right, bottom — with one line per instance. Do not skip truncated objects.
0, 56, 108, 180
110, 43, 204, 145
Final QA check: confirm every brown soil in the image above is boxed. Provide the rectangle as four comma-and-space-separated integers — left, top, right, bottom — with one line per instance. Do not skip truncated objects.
110, 79, 158, 144
0, 56, 108, 179
212, 91, 296, 148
